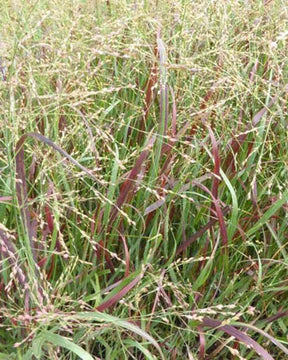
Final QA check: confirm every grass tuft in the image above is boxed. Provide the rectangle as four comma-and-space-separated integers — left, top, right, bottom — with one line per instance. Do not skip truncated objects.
0, 0, 287, 359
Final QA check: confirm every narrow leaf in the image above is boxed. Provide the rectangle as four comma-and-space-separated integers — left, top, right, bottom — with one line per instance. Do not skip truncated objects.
201, 317, 274, 360
246, 190, 288, 237
40, 331, 93, 360
108, 135, 155, 227
176, 206, 230, 256
76, 312, 165, 360
96, 273, 141, 312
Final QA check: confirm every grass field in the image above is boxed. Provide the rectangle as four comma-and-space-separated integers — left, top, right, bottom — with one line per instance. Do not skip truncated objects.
0, 0, 288, 359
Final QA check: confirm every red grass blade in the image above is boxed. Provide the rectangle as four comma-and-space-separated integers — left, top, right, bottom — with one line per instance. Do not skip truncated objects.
96, 273, 141, 312
28, 154, 37, 183
138, 44, 158, 142
144, 174, 212, 218
44, 182, 55, 234
144, 199, 166, 216
198, 326, 206, 359
249, 59, 259, 82
252, 96, 277, 127
224, 96, 278, 171
108, 135, 155, 227
0, 196, 13, 203
176, 206, 230, 256
95, 240, 115, 275
15, 132, 99, 264
265, 310, 288, 323
201, 317, 274, 360
194, 181, 229, 249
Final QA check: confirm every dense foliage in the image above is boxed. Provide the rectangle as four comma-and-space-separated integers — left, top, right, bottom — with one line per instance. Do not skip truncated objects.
0, 0, 287, 359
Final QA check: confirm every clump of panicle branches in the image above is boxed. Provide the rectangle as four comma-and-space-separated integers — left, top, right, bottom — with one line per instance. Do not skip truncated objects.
0, 0, 287, 359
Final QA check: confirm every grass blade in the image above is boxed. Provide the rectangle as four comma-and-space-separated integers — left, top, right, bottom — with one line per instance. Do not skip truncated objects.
96, 272, 141, 312
0, 226, 29, 310
201, 317, 274, 360
76, 312, 165, 360
151, 30, 168, 179
15, 132, 100, 268
176, 206, 230, 256
138, 44, 158, 142
108, 135, 155, 227
246, 190, 288, 238
39, 331, 94, 360
220, 170, 238, 242
234, 322, 288, 356
208, 126, 220, 201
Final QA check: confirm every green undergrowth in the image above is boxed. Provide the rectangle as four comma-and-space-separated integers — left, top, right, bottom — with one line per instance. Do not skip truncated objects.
0, 0, 287, 359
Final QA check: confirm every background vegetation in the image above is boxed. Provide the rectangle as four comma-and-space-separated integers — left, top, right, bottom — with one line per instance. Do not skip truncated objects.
0, 0, 287, 359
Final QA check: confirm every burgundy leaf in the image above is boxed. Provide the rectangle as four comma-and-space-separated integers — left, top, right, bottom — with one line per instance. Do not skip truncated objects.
249, 59, 259, 82
198, 326, 206, 359
138, 43, 158, 142
176, 206, 230, 256
108, 135, 155, 227
224, 96, 278, 171
15, 132, 98, 264
193, 182, 229, 250
201, 317, 274, 360
96, 274, 141, 312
